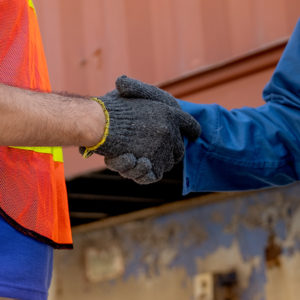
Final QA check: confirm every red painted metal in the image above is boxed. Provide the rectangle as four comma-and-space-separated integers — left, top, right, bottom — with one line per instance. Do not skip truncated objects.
33, 0, 300, 177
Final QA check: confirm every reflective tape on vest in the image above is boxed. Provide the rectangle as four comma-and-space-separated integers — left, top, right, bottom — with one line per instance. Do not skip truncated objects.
10, 146, 64, 163
28, 0, 36, 13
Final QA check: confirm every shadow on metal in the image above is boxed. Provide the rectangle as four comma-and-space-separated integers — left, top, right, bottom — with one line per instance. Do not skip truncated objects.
66, 162, 204, 226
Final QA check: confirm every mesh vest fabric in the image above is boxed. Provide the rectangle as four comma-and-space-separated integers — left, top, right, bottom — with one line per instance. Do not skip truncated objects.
0, 0, 73, 249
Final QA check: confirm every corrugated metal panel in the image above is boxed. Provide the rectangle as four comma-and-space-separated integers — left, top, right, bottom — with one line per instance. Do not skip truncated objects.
160, 40, 287, 109
33, 0, 300, 177
35, 0, 300, 94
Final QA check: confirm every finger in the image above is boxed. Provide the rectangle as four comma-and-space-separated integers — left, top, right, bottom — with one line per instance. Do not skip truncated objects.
134, 170, 159, 185
116, 75, 179, 107
173, 108, 201, 140
120, 157, 152, 179
105, 153, 136, 173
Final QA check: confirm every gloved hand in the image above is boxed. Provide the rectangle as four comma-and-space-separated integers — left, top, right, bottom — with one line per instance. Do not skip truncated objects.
116, 75, 180, 108
80, 76, 201, 184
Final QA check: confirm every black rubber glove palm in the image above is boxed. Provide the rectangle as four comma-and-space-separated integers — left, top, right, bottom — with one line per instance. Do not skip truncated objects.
99, 76, 201, 184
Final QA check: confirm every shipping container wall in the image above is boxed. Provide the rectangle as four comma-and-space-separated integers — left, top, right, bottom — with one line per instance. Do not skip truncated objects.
34, 0, 300, 177
36, 0, 300, 95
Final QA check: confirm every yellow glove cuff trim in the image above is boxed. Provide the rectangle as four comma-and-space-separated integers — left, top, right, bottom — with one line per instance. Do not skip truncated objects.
82, 97, 110, 158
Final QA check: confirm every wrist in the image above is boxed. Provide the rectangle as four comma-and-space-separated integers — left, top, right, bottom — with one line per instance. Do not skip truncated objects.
81, 98, 106, 148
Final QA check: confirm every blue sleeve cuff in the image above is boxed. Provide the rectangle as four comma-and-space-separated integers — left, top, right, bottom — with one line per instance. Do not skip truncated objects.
178, 100, 300, 194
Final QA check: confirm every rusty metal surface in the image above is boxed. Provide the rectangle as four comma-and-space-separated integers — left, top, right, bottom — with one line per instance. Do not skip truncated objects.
159, 39, 287, 100
50, 183, 300, 300
33, 0, 300, 177
35, 0, 300, 93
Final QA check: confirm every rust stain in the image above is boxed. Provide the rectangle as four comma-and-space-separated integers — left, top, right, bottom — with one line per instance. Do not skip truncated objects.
79, 58, 88, 67
93, 48, 102, 69
79, 48, 102, 69
265, 232, 282, 269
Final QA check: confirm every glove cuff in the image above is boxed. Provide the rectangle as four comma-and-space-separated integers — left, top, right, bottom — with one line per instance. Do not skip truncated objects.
82, 97, 110, 158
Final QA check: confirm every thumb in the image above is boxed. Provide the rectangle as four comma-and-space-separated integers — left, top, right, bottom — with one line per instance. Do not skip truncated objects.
116, 75, 179, 107
173, 108, 201, 141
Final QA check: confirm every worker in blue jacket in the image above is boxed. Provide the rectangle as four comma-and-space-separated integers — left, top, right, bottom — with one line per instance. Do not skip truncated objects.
107, 18, 300, 194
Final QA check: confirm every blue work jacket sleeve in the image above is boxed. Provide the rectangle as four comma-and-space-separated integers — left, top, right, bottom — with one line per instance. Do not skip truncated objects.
179, 18, 300, 195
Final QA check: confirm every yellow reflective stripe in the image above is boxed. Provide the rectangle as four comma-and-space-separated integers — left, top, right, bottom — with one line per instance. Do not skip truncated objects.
28, 0, 36, 13
10, 146, 64, 162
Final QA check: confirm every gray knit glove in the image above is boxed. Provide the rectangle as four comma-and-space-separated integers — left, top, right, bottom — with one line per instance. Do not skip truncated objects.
80, 77, 201, 184
116, 75, 180, 108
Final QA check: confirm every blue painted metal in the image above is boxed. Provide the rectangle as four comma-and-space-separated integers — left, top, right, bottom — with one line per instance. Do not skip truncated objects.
96, 183, 300, 299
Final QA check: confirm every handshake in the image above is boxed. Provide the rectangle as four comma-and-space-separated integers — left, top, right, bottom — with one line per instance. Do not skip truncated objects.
80, 76, 201, 184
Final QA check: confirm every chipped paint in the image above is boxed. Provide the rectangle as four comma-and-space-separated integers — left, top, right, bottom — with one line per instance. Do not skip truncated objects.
195, 241, 261, 292
50, 183, 300, 300
266, 252, 300, 300
84, 245, 124, 282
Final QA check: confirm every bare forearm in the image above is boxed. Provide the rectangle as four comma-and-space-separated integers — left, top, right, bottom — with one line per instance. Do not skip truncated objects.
0, 84, 105, 147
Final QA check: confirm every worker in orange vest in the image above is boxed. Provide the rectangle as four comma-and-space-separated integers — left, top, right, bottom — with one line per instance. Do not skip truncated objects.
0, 1, 200, 299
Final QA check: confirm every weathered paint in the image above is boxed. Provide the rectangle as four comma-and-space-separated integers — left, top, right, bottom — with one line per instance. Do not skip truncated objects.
33, 1, 300, 178
49, 183, 300, 300
35, 0, 300, 93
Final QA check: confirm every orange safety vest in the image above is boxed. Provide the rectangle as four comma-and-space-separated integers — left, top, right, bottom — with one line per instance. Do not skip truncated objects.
0, 0, 72, 249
